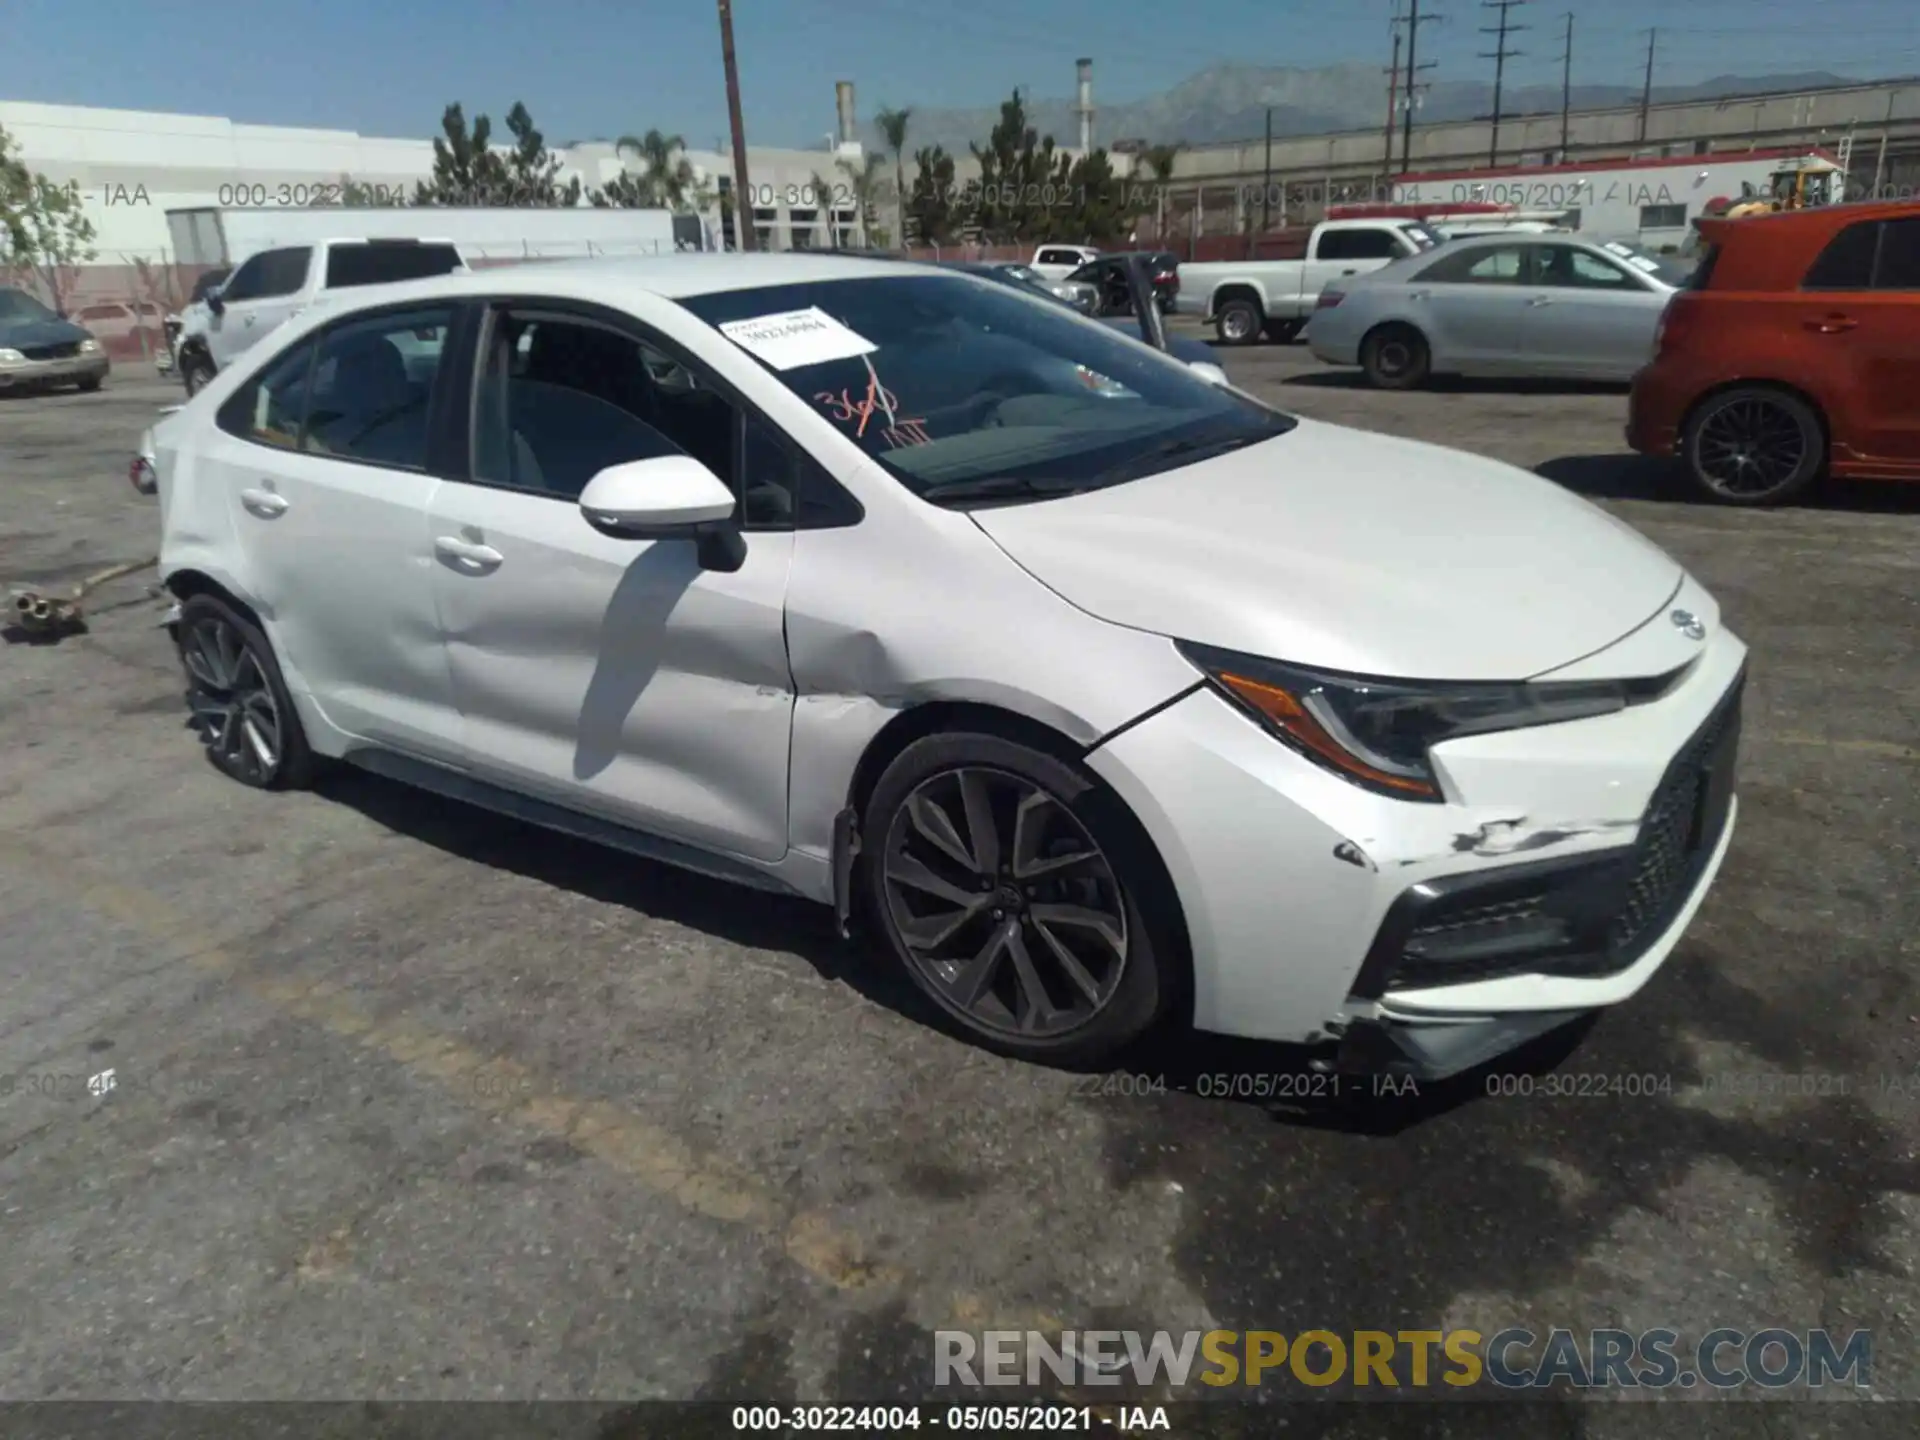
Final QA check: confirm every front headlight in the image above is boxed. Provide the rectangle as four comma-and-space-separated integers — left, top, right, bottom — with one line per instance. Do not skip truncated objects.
0, 348, 25, 364
80, 337, 100, 353
1179, 641, 1635, 802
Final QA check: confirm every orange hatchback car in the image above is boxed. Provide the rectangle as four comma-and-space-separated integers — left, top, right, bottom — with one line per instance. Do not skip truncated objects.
1628, 201, 1919, 504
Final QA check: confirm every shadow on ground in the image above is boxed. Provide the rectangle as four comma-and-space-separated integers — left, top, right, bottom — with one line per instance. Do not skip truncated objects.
1537, 453, 1920, 512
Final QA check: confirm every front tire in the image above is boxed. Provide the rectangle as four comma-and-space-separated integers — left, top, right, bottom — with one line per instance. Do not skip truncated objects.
77, 375, 103, 393
861, 732, 1171, 1065
1681, 387, 1825, 505
175, 594, 314, 790
1361, 324, 1431, 390
1214, 297, 1264, 346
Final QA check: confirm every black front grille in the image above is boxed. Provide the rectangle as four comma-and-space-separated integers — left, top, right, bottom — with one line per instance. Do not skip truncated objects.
1611, 687, 1741, 952
20, 341, 81, 361
1351, 673, 1745, 997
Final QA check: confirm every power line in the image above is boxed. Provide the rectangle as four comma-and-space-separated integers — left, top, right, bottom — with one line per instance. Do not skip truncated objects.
1479, 0, 1531, 166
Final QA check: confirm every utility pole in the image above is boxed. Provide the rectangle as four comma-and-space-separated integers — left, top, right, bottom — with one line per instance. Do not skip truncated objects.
1557, 12, 1574, 159
1400, 0, 1441, 174
1479, 0, 1530, 167
1261, 108, 1274, 235
1384, 25, 1403, 177
718, 0, 755, 251
1637, 28, 1658, 145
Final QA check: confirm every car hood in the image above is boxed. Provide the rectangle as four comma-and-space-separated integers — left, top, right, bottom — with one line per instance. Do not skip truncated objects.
0, 316, 91, 347
968, 417, 1684, 680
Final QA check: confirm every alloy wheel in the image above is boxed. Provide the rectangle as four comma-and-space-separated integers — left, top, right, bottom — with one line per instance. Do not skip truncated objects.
1220, 307, 1256, 342
881, 766, 1130, 1040
1373, 339, 1414, 378
1694, 396, 1807, 497
181, 613, 283, 783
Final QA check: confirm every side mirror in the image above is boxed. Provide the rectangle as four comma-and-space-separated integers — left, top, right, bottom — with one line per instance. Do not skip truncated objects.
578, 454, 744, 570
206, 289, 227, 315
1127, 255, 1169, 352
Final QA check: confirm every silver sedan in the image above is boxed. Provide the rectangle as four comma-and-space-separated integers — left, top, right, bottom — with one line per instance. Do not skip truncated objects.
1307, 234, 1691, 389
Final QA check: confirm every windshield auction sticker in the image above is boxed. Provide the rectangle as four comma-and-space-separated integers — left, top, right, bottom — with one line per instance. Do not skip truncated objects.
719, 307, 877, 370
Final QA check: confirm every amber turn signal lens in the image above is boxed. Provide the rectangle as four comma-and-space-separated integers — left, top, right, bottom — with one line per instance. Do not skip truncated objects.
1217, 671, 1439, 798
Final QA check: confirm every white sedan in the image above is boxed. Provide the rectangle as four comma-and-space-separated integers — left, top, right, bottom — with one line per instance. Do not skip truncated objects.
145, 253, 1745, 1074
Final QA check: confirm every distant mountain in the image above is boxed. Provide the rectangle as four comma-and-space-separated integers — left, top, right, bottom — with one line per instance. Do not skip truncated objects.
860, 63, 1872, 155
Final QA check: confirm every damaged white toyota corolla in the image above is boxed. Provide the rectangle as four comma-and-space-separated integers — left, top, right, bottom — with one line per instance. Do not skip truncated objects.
146, 254, 1743, 1076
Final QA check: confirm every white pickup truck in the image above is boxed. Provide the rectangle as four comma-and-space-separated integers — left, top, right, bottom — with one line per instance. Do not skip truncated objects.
1176, 218, 1441, 345
175, 237, 466, 394
1028, 244, 1102, 281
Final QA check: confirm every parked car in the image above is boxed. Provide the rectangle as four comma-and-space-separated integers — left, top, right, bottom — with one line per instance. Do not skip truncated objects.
147, 254, 1745, 1075
1029, 244, 1102, 281
71, 298, 168, 363
0, 287, 110, 394
968, 260, 1097, 313
1178, 219, 1441, 345
1309, 234, 1690, 388
1629, 201, 1920, 505
164, 267, 233, 375
941, 260, 1225, 382
1066, 251, 1180, 316
176, 239, 466, 394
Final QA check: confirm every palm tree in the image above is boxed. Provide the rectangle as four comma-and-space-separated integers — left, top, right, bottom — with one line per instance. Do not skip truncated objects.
838, 152, 888, 247
875, 106, 912, 250
614, 128, 696, 210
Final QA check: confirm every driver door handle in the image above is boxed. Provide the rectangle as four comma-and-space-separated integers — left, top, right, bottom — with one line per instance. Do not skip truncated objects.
1804, 315, 1857, 333
1525, 295, 1554, 307
434, 535, 504, 570
239, 486, 288, 518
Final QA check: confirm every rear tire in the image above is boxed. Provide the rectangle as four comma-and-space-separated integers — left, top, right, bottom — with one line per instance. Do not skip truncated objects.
175, 594, 314, 790
1215, 298, 1264, 346
1680, 386, 1825, 506
861, 731, 1174, 1066
1361, 324, 1431, 390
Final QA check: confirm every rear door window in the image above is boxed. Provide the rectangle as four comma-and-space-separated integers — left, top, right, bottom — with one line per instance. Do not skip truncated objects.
1803, 222, 1880, 290
304, 305, 455, 469
216, 337, 320, 449
325, 243, 465, 289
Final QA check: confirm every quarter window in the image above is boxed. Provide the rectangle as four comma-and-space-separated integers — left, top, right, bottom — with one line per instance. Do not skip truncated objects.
1803, 222, 1880, 289
1421, 245, 1527, 283
216, 337, 320, 449
1871, 218, 1920, 289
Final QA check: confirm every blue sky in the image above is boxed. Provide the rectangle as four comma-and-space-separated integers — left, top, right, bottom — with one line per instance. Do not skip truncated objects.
4, 0, 1917, 147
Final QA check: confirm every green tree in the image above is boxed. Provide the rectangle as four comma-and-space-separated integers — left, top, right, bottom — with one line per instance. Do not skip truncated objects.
412, 102, 579, 206
0, 123, 97, 313
612, 129, 695, 208
874, 105, 912, 250
1053, 148, 1136, 246
970, 91, 1060, 244
905, 144, 959, 246
412, 104, 508, 205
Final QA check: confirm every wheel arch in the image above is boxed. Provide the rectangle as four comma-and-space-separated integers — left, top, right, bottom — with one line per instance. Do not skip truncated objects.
1210, 283, 1267, 320
839, 698, 1195, 1020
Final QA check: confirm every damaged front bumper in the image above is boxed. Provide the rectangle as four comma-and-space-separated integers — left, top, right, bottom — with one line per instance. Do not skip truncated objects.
1083, 618, 1747, 1074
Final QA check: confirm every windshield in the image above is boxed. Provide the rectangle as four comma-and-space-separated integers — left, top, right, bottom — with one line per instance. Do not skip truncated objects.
1600, 239, 1692, 288
0, 288, 59, 325
678, 274, 1294, 507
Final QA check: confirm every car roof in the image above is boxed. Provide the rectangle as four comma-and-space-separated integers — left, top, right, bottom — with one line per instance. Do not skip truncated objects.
292, 252, 952, 310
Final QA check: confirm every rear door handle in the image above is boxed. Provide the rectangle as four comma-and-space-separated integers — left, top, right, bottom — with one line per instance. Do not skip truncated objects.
1804, 315, 1857, 333
1525, 296, 1554, 307
239, 486, 288, 518
434, 536, 504, 570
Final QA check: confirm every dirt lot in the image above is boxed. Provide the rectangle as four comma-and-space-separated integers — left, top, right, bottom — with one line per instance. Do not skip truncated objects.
1, 344, 1917, 1432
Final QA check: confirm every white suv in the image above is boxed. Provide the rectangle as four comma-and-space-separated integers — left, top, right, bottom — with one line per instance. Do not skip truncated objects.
147, 255, 1745, 1073
175, 238, 466, 394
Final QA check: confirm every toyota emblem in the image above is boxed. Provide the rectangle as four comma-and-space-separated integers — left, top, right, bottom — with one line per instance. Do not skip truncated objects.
1671, 609, 1707, 641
